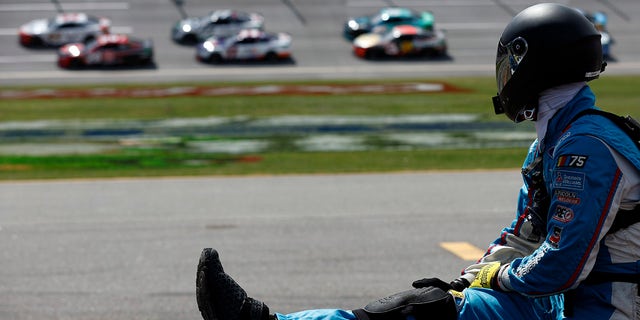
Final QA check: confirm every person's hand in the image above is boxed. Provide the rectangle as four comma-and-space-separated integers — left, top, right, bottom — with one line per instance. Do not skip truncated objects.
412, 277, 470, 292
411, 277, 452, 291
449, 277, 471, 291
469, 262, 501, 289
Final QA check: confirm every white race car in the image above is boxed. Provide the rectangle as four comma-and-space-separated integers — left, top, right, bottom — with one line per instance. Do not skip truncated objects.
19, 12, 110, 47
196, 29, 292, 64
172, 9, 264, 44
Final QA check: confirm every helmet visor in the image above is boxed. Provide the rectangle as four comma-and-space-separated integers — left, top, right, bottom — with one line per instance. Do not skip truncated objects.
496, 37, 528, 94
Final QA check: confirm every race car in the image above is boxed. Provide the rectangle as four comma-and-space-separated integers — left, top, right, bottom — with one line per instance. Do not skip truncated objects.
19, 12, 110, 47
196, 29, 292, 64
352, 25, 447, 60
171, 9, 264, 44
343, 7, 434, 40
57, 34, 153, 69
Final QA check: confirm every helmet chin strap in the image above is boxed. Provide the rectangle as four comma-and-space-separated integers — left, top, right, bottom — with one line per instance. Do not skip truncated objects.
491, 94, 538, 123
492, 95, 504, 115
522, 107, 537, 121
492, 94, 538, 122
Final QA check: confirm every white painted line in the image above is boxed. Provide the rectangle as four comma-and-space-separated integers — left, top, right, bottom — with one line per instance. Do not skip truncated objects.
0, 62, 638, 82
0, 2, 129, 11
0, 28, 16, 36
0, 55, 53, 64
0, 64, 494, 81
347, 0, 495, 7
438, 22, 508, 30
0, 26, 133, 36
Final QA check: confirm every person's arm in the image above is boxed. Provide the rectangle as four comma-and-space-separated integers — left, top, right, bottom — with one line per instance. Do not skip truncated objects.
460, 141, 545, 286
496, 135, 625, 295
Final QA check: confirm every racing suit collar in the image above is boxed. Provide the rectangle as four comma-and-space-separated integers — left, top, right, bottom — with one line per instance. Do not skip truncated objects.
540, 85, 597, 154
535, 82, 588, 151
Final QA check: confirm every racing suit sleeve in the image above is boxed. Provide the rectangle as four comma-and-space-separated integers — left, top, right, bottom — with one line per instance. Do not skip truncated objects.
496, 134, 629, 296
459, 141, 544, 284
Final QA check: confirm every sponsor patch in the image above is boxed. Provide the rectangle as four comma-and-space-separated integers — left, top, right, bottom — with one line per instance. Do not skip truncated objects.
557, 155, 588, 168
515, 243, 551, 277
558, 132, 571, 145
548, 226, 563, 248
554, 171, 585, 190
553, 205, 575, 223
554, 189, 581, 204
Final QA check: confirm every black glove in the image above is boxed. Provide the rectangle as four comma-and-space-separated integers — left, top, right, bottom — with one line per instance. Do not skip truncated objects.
449, 277, 470, 291
411, 278, 452, 291
412, 277, 470, 292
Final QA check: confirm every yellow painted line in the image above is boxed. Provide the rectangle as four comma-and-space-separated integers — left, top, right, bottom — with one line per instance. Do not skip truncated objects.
440, 242, 485, 261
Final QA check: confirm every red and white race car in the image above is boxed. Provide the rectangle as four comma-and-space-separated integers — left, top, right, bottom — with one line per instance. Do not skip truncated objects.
353, 24, 447, 60
19, 12, 110, 47
57, 34, 154, 69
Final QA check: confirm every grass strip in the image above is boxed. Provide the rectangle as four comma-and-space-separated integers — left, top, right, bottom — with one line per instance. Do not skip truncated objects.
0, 148, 526, 180
0, 75, 637, 180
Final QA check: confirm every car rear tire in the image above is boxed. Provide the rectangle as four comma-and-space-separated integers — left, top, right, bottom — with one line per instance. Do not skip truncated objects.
265, 52, 278, 62
20, 36, 43, 47
208, 53, 223, 64
141, 56, 154, 65
67, 58, 83, 69
364, 49, 384, 60
182, 34, 198, 44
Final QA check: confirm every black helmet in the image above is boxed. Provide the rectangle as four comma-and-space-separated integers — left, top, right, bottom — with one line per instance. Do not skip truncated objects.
492, 3, 606, 122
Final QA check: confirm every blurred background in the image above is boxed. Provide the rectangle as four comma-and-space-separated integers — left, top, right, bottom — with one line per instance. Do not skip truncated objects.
2, 0, 639, 85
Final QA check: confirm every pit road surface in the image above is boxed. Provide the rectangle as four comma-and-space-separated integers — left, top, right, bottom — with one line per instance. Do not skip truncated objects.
1, 170, 522, 320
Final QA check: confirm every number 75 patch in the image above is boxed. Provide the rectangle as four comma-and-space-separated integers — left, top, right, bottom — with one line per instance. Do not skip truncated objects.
556, 154, 588, 168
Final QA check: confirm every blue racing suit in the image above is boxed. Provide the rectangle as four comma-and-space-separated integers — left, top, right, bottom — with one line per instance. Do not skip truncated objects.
485, 84, 640, 319
275, 85, 640, 320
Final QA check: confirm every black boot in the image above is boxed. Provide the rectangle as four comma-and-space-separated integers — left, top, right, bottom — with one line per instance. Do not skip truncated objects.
196, 248, 271, 320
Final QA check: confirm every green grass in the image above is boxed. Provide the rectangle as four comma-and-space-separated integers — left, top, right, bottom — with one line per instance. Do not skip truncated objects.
0, 148, 527, 180
0, 75, 637, 180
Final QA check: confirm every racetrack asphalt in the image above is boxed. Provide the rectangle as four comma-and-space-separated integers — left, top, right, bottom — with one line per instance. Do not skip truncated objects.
1, 0, 639, 85
0, 170, 523, 320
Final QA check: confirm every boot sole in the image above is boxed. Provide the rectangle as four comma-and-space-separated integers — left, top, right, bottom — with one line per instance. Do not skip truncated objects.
196, 248, 218, 320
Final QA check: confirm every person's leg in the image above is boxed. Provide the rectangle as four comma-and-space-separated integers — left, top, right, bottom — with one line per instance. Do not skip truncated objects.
275, 309, 356, 320
196, 248, 271, 320
196, 248, 563, 320
196, 248, 355, 320
458, 288, 563, 320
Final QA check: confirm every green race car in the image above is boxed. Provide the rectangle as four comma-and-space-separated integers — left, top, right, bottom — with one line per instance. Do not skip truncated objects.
343, 7, 434, 40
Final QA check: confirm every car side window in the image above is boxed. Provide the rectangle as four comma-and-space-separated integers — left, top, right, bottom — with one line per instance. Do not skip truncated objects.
395, 35, 413, 43
216, 17, 231, 25
238, 37, 256, 44
100, 43, 118, 50
56, 23, 80, 30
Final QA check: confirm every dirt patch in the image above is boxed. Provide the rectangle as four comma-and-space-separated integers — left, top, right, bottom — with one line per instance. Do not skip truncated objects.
0, 164, 31, 171
0, 82, 470, 100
